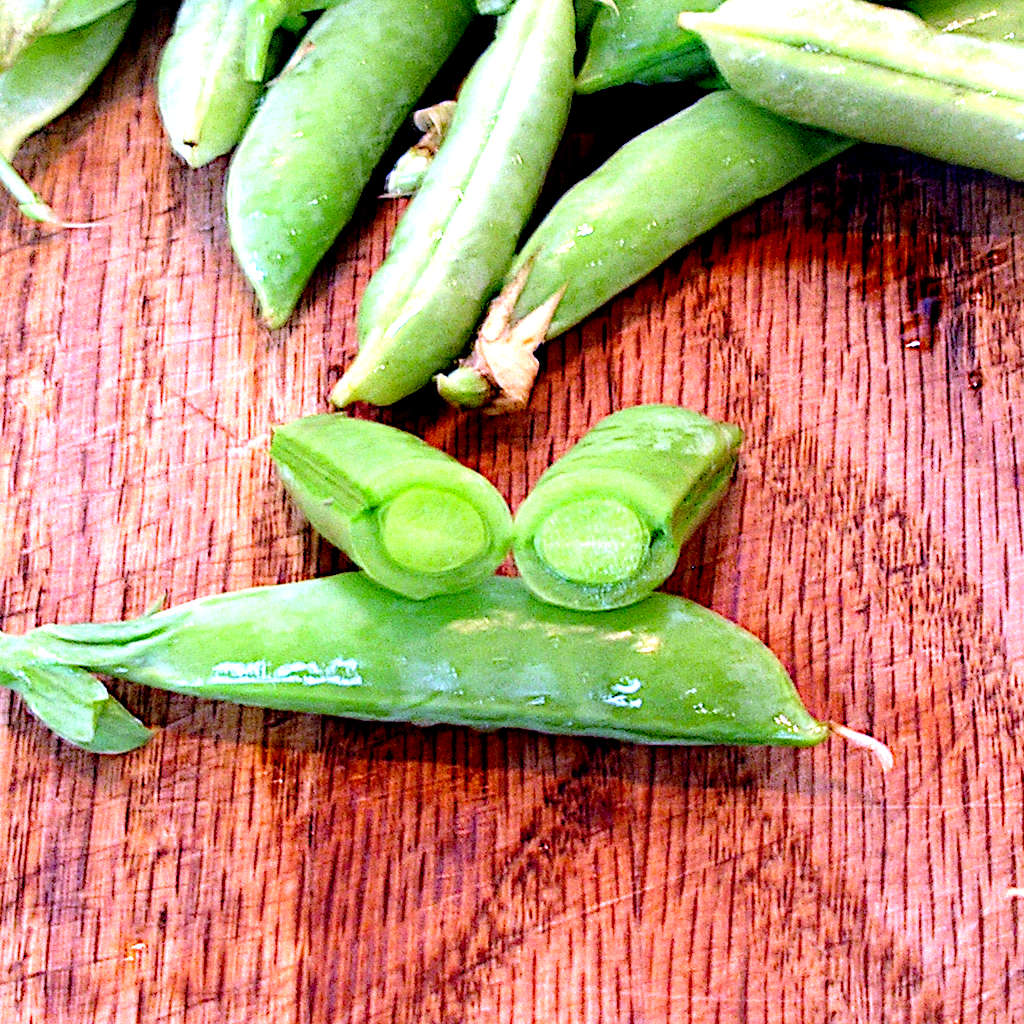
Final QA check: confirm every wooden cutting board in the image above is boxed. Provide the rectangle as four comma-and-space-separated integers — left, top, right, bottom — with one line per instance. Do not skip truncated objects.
1, 8, 1021, 1023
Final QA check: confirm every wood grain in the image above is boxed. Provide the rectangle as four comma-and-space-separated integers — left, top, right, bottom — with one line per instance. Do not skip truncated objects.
1, 9, 1022, 1023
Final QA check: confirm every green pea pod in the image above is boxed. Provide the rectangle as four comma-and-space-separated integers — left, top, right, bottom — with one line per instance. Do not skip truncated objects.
330, 0, 574, 408
513, 405, 742, 610
243, 0, 342, 83
577, 0, 721, 93
225, 0, 472, 329
48, 0, 129, 33
0, 3, 134, 223
0, 573, 891, 764
438, 90, 851, 412
157, 0, 263, 169
270, 414, 513, 599
680, 0, 1024, 183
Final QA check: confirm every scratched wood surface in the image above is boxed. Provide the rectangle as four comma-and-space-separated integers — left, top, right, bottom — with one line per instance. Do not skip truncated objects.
1, 8, 1022, 1024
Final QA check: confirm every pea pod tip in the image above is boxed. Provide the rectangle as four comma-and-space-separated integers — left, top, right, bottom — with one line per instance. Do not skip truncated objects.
828, 721, 894, 772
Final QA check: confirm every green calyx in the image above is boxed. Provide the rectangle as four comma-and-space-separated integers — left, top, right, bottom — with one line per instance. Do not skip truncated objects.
0, 633, 152, 753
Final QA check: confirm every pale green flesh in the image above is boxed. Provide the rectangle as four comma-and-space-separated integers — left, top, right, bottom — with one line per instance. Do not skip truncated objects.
380, 487, 488, 575
533, 498, 649, 586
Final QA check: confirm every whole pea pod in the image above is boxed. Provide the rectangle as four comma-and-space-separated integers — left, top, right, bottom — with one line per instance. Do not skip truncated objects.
0, 573, 891, 766
680, 0, 1024, 183
157, 0, 261, 168
577, 0, 721, 94
437, 90, 851, 412
0, 3, 134, 223
330, 0, 574, 408
513, 405, 742, 611
225, 0, 473, 329
270, 414, 512, 599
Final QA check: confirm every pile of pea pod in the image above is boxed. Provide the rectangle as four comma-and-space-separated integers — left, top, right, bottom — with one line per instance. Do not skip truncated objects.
6, 0, 1024, 407
5, 0, 1018, 762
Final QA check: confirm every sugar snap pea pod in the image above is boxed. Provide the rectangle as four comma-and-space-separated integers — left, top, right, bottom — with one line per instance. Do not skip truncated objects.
679, 0, 1024, 183
513, 405, 742, 611
0, 572, 892, 766
0, 3, 134, 223
437, 90, 851, 412
577, 0, 721, 93
157, 0, 263, 169
270, 414, 512, 599
225, 0, 472, 329
330, 0, 574, 408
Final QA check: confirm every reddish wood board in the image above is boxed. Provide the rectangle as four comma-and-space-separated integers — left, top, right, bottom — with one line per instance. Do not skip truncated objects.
1, 9, 1022, 1023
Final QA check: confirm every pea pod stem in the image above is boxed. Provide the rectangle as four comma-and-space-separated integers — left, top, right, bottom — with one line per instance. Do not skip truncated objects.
382, 99, 458, 198
0, 573, 889, 766
436, 257, 566, 413
330, 0, 575, 407
270, 414, 513, 599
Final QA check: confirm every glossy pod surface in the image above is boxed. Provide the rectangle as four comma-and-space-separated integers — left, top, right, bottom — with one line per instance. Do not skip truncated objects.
576, 0, 721, 93
509, 89, 851, 341
681, 0, 1024, 183
11, 574, 830, 748
49, 0, 129, 33
225, 0, 472, 327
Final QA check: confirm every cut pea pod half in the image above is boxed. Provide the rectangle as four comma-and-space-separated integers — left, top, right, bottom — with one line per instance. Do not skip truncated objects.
513, 405, 742, 610
270, 414, 513, 599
